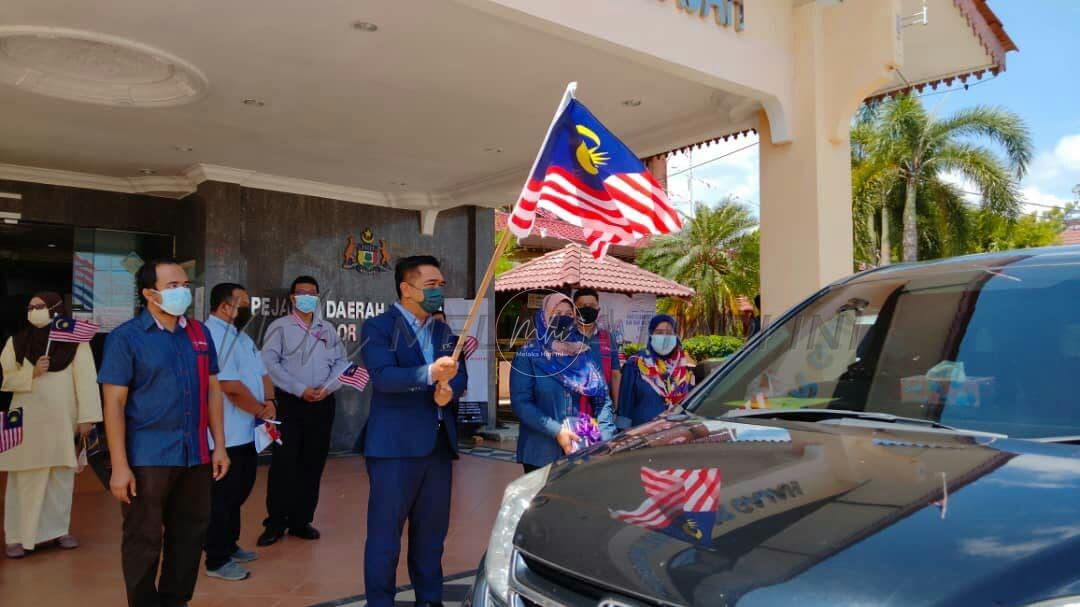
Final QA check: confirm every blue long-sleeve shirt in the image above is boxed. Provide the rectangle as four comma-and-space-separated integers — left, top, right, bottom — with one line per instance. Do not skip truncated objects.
617, 355, 670, 428
510, 351, 615, 468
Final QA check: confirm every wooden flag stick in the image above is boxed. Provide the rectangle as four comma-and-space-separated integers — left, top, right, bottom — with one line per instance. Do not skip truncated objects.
449, 228, 513, 363
447, 82, 578, 365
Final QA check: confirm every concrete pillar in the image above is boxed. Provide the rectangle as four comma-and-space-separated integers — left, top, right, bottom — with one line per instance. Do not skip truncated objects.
757, 0, 900, 321
645, 155, 669, 191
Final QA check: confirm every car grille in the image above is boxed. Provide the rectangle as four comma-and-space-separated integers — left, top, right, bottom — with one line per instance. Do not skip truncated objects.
511, 551, 660, 607
522, 555, 612, 600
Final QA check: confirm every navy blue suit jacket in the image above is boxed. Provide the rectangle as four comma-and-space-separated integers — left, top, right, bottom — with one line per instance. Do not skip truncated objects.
359, 306, 467, 458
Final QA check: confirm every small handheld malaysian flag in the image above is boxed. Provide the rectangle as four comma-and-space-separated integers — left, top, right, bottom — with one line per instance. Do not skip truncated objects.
1, 408, 24, 454
254, 419, 282, 453
337, 364, 370, 392
49, 316, 99, 344
461, 336, 479, 360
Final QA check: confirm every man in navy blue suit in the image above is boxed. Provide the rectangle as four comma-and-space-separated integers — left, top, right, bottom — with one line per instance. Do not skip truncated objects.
360, 255, 468, 607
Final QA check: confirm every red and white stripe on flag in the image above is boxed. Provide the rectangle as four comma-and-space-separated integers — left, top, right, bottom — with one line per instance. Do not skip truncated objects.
49, 317, 99, 343
506, 88, 682, 259
510, 167, 680, 259
611, 467, 722, 530
461, 336, 479, 360
338, 364, 370, 392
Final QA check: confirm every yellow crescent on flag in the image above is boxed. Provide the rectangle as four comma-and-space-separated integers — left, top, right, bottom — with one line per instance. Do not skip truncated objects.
575, 124, 610, 175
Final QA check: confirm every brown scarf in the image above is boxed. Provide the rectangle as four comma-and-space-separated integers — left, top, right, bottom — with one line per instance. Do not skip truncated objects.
12, 292, 78, 372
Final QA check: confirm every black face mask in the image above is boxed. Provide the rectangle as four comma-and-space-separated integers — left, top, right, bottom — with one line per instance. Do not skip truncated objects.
577, 306, 600, 325
233, 306, 253, 330
547, 314, 576, 342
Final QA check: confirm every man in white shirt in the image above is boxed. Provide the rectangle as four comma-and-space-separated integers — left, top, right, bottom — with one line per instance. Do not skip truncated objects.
203, 283, 276, 581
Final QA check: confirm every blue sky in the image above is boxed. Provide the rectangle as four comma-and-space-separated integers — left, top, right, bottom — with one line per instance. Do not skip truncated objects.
666, 0, 1080, 216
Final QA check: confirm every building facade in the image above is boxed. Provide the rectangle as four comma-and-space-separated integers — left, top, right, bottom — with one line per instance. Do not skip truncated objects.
0, 0, 1015, 443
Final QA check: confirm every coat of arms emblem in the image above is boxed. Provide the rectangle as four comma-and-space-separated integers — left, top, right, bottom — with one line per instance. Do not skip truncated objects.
342, 228, 392, 273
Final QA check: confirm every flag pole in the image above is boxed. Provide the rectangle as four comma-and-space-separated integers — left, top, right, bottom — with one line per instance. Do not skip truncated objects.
447, 82, 578, 364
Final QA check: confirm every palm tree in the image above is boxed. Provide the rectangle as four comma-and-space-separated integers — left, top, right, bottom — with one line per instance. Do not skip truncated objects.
638, 199, 759, 335
852, 116, 897, 265
862, 94, 1032, 262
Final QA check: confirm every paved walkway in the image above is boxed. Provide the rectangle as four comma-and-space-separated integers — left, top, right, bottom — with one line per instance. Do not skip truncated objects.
0, 453, 520, 606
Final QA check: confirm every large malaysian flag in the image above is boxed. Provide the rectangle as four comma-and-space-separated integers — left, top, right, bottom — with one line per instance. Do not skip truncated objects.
507, 84, 682, 259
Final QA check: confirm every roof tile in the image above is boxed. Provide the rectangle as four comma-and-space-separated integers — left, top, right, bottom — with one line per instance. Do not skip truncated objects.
495, 243, 694, 298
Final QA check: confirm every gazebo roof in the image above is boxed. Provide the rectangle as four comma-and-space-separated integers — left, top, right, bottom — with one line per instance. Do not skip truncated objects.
495, 243, 694, 299
495, 210, 652, 258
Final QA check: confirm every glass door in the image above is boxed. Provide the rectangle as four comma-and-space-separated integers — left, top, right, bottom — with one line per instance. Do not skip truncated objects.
0, 220, 75, 410
72, 228, 174, 332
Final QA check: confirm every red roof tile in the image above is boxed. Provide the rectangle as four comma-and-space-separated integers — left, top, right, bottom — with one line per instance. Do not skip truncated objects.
1063, 224, 1080, 246
495, 243, 694, 299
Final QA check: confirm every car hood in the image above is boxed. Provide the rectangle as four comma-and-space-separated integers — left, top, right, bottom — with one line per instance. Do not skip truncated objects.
514, 415, 1080, 606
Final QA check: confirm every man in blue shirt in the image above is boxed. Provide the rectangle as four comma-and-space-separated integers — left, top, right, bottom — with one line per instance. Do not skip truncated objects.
203, 283, 276, 582
360, 255, 467, 607
257, 275, 348, 546
99, 259, 229, 607
573, 288, 622, 406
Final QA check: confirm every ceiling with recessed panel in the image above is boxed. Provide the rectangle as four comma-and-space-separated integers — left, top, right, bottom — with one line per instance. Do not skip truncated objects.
0, 0, 753, 206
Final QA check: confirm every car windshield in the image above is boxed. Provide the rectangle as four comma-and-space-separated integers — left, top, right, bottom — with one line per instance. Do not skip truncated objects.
689, 257, 1080, 439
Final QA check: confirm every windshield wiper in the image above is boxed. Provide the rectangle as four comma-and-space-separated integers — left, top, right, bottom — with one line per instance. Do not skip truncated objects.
1032, 435, 1080, 445
723, 408, 963, 432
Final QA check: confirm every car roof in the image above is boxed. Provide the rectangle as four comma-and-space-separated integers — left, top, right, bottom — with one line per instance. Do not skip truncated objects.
835, 245, 1080, 287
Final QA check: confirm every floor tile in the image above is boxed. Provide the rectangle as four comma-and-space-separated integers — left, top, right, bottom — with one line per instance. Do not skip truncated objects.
0, 453, 517, 607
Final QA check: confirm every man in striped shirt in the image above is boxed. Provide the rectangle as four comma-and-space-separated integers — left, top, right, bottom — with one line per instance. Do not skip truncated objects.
257, 275, 348, 547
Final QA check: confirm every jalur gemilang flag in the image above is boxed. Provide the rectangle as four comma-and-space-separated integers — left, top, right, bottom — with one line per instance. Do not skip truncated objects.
49, 316, 99, 343
507, 83, 682, 259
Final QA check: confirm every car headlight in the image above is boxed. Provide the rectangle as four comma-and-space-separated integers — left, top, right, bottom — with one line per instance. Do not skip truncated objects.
485, 465, 551, 604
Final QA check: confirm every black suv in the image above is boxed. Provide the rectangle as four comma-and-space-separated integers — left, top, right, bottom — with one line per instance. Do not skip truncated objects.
468, 247, 1080, 607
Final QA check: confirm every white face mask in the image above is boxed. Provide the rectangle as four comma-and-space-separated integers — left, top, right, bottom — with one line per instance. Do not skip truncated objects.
650, 334, 678, 357
28, 308, 52, 328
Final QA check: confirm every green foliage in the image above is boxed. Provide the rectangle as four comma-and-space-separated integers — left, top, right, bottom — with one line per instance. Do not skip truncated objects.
621, 342, 643, 358
682, 335, 744, 361
852, 95, 1034, 263
638, 199, 759, 335
967, 204, 1073, 252
494, 229, 520, 276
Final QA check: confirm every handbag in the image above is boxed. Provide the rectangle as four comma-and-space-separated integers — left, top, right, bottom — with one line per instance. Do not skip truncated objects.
78, 425, 111, 489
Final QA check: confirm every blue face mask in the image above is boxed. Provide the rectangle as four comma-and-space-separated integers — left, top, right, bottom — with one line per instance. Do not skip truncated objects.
294, 294, 319, 314
153, 287, 192, 317
419, 287, 444, 314
650, 334, 678, 357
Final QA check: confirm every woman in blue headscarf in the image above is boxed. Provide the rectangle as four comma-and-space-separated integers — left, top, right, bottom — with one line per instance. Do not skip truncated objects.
510, 293, 615, 473
618, 314, 696, 428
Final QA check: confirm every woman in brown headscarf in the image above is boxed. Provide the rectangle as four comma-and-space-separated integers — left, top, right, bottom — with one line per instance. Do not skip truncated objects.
1, 292, 101, 558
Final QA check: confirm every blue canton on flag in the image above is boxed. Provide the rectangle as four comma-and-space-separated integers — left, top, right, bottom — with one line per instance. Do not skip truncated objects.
508, 85, 682, 259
